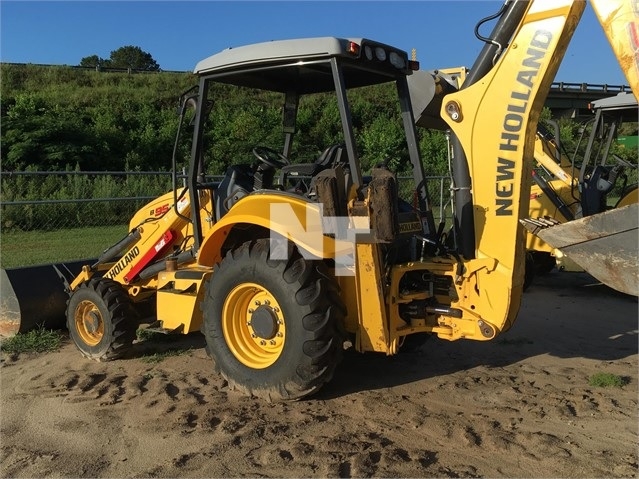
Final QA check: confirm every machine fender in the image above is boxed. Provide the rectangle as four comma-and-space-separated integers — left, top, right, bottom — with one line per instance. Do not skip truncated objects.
615, 185, 638, 208
197, 193, 348, 267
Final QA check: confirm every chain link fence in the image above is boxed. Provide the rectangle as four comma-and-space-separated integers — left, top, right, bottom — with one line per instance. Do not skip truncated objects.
0, 171, 452, 268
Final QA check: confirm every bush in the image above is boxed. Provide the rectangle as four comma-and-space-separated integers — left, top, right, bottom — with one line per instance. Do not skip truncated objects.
588, 372, 629, 388
0, 327, 64, 354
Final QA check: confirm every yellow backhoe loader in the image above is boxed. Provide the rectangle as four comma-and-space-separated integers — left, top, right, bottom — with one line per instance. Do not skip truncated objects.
2, 0, 638, 401
526, 92, 638, 283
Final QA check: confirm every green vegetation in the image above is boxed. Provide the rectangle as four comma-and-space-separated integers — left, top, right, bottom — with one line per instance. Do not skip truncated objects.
1, 224, 128, 268
1, 63, 195, 172
80, 45, 160, 71
139, 348, 191, 364
588, 372, 629, 388
0, 327, 64, 354
3, 63, 636, 178
0, 63, 452, 176
136, 328, 175, 343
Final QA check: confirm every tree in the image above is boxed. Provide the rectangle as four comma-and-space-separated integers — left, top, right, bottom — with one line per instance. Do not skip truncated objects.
79, 55, 106, 69
78, 46, 160, 71
108, 45, 160, 71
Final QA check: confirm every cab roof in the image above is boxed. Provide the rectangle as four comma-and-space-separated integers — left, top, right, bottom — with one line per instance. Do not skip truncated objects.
193, 36, 413, 94
591, 91, 638, 111
194, 37, 364, 74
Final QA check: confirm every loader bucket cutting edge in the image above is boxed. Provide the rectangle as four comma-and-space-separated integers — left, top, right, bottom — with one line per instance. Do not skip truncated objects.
0, 260, 95, 337
529, 204, 639, 297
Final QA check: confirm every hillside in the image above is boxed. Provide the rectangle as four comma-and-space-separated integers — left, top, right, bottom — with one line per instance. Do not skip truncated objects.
1, 63, 197, 172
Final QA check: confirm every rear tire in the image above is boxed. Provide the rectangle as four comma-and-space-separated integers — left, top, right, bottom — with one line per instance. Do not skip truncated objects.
66, 278, 137, 361
201, 239, 346, 401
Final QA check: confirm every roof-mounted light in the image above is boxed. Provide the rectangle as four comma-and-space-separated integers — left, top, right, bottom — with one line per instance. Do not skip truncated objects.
348, 41, 360, 56
389, 51, 405, 69
364, 45, 373, 61
374, 47, 387, 62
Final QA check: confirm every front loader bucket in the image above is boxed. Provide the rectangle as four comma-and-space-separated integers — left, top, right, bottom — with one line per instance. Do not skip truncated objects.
521, 204, 639, 296
0, 260, 93, 337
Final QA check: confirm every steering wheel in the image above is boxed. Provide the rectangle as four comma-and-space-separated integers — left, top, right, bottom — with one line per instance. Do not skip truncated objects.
252, 146, 290, 169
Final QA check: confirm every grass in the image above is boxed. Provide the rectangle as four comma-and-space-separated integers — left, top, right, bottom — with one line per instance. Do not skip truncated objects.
0, 327, 64, 354
588, 372, 629, 388
139, 348, 191, 364
136, 327, 173, 343
136, 328, 193, 363
0, 224, 128, 268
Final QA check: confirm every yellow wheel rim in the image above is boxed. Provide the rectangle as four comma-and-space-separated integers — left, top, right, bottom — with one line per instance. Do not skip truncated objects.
222, 282, 285, 369
74, 300, 104, 346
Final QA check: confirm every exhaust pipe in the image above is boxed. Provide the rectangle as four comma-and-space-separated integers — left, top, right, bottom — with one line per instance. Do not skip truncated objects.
0, 259, 95, 337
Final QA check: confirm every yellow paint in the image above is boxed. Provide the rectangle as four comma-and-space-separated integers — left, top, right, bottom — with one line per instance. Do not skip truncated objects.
591, 0, 639, 99
353, 244, 390, 353
616, 186, 639, 207
221, 282, 285, 369
155, 267, 211, 333
198, 193, 350, 267
437, 0, 584, 337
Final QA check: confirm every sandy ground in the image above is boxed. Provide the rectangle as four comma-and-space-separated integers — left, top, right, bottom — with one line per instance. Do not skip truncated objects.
1, 271, 637, 478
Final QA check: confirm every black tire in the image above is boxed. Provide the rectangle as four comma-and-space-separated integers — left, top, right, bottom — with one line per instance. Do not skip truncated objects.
201, 239, 346, 402
66, 277, 137, 361
531, 250, 556, 275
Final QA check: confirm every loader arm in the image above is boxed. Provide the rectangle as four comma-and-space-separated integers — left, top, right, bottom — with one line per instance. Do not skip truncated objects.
439, 0, 639, 335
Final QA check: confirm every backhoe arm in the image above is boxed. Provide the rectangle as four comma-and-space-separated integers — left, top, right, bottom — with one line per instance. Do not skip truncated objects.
591, 0, 639, 99
440, 1, 586, 336
438, 0, 638, 336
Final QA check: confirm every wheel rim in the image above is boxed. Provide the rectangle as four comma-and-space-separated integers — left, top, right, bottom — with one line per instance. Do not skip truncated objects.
74, 300, 104, 346
222, 282, 285, 369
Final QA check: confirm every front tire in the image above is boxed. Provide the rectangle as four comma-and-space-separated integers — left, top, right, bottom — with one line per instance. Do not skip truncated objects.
202, 239, 346, 401
66, 278, 137, 361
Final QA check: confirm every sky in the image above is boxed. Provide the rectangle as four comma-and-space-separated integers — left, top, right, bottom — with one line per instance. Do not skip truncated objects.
0, 0, 630, 86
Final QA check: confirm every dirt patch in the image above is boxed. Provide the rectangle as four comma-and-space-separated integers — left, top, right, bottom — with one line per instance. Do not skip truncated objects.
1, 272, 637, 478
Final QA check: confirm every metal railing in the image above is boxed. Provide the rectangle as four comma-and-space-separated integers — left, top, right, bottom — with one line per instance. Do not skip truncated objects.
0, 170, 452, 232
549, 82, 631, 94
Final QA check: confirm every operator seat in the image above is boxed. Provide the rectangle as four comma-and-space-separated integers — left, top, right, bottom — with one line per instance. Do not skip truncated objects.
279, 143, 345, 193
